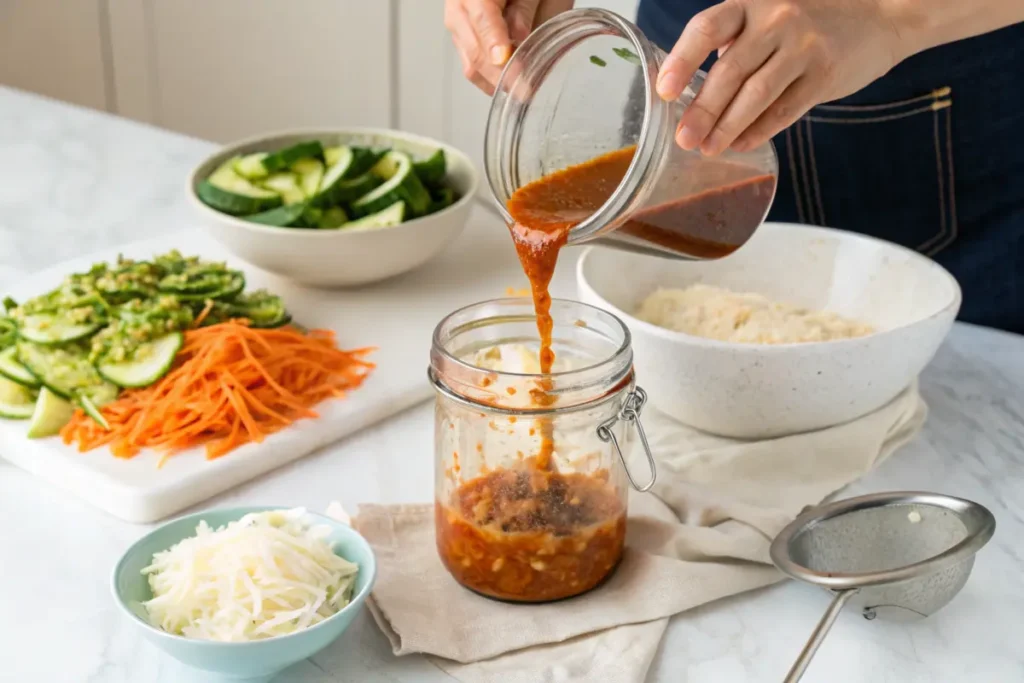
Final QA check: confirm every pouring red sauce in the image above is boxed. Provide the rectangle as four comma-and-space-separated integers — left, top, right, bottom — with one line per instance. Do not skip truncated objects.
437, 145, 774, 602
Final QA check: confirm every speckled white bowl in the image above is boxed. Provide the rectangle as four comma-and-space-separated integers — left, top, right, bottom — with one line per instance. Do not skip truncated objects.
576, 223, 961, 438
188, 128, 478, 288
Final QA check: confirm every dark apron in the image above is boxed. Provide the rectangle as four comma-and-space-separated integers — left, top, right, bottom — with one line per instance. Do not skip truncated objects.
637, 0, 1024, 334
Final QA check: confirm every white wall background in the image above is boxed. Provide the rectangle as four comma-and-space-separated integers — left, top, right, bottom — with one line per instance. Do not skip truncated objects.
0, 0, 637, 182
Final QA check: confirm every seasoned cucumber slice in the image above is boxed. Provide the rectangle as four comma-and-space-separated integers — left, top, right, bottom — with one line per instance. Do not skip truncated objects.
17, 341, 115, 402
0, 318, 17, 349
26, 387, 74, 438
245, 202, 308, 227
198, 158, 283, 215
0, 347, 39, 388
97, 332, 182, 388
18, 313, 102, 345
77, 394, 109, 429
227, 291, 290, 328
165, 272, 245, 302
351, 151, 431, 217
0, 374, 37, 419
80, 382, 119, 408
234, 153, 270, 180
413, 149, 447, 185
292, 158, 325, 197
343, 200, 406, 232
261, 172, 306, 205
261, 141, 324, 174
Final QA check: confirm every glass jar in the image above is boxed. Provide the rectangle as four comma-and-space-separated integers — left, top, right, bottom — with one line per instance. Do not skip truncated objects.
429, 298, 656, 602
485, 8, 779, 260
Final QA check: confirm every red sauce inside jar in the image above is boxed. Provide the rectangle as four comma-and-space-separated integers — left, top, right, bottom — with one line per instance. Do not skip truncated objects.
436, 464, 625, 602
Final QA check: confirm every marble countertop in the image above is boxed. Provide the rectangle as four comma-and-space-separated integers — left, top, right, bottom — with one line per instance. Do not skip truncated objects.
1, 86, 1023, 683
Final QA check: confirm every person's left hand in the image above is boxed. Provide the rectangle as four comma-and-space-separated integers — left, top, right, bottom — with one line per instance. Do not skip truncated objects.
655, 0, 907, 155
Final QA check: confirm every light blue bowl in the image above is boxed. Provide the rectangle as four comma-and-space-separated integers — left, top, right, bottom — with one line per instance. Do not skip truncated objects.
111, 506, 377, 679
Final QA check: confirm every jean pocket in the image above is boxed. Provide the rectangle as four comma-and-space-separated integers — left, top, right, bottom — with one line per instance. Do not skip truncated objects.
785, 87, 958, 257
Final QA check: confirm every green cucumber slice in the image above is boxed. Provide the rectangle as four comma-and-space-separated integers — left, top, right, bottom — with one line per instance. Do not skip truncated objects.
331, 173, 382, 206
17, 341, 114, 402
0, 318, 17, 349
0, 374, 37, 419
261, 172, 306, 205
351, 151, 431, 218
18, 313, 102, 345
234, 153, 270, 180
79, 382, 119, 408
0, 347, 40, 388
26, 387, 75, 438
314, 146, 357, 207
245, 202, 308, 227
427, 186, 457, 214
298, 206, 324, 228
324, 146, 350, 168
97, 332, 182, 388
167, 272, 245, 302
226, 292, 290, 328
349, 147, 387, 177
413, 149, 447, 185
198, 158, 283, 215
261, 141, 324, 174
77, 394, 109, 429
316, 206, 348, 229
343, 200, 407, 232
292, 158, 325, 197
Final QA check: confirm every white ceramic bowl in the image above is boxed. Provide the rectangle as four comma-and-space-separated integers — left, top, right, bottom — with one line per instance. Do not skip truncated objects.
188, 128, 478, 287
576, 223, 961, 438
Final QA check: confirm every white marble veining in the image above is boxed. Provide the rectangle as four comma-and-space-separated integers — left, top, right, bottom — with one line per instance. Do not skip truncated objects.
1, 86, 1022, 683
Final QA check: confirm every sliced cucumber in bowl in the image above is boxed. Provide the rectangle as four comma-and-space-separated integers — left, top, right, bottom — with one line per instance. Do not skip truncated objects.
413, 149, 447, 186
351, 151, 431, 218
261, 141, 324, 174
198, 157, 282, 216
343, 200, 406, 232
97, 333, 183, 388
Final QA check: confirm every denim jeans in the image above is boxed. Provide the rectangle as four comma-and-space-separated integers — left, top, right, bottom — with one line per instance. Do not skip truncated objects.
637, 1, 1024, 334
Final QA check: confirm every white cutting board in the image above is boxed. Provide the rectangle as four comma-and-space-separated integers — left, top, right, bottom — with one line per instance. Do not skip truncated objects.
0, 207, 578, 523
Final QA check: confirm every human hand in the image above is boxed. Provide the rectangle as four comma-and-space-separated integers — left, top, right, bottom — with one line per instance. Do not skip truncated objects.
655, 0, 906, 155
444, 0, 575, 94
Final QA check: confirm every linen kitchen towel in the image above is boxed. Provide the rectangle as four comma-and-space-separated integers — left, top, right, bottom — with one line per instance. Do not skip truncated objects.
337, 383, 926, 683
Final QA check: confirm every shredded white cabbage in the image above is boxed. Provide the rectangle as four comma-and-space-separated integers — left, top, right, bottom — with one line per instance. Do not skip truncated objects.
142, 508, 359, 642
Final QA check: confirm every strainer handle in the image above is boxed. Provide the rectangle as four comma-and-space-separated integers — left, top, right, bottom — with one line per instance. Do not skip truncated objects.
784, 589, 859, 683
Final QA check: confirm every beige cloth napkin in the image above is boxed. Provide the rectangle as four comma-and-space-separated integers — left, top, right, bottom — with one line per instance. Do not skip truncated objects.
348, 384, 926, 683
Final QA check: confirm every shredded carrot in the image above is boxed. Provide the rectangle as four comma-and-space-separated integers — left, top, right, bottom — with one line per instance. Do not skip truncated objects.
60, 321, 375, 465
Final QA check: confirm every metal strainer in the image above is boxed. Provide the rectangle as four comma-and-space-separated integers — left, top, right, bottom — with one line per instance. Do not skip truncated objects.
770, 491, 996, 682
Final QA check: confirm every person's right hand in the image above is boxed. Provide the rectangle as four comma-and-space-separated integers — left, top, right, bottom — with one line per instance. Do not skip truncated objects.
445, 0, 575, 94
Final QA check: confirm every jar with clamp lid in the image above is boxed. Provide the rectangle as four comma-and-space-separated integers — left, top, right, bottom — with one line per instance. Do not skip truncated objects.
429, 297, 656, 602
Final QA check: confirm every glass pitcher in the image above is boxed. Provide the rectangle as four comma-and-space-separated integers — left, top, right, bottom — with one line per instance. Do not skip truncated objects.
485, 8, 779, 260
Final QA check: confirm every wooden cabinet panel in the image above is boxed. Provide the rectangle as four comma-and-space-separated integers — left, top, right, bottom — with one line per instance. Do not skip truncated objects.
0, 0, 109, 111
144, 0, 394, 142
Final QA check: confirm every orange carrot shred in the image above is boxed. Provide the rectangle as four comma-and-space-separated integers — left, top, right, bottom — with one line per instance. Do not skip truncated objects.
60, 320, 375, 463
